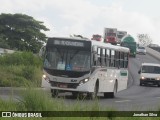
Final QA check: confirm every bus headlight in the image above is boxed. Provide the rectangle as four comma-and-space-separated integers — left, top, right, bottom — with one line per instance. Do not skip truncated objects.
42, 74, 46, 78
156, 77, 160, 80
141, 76, 145, 80
79, 78, 89, 86
42, 74, 50, 82
84, 78, 89, 82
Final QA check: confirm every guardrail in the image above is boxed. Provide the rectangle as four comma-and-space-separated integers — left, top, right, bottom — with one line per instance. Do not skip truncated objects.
148, 46, 160, 52
146, 47, 160, 60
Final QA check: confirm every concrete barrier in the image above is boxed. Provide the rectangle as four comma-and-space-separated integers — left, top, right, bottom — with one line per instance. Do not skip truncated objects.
0, 48, 15, 55
146, 47, 160, 60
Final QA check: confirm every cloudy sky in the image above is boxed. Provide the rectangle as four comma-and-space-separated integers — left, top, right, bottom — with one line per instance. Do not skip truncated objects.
0, 0, 160, 45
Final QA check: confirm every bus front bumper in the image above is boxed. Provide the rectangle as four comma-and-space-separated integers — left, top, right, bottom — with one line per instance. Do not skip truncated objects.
50, 87, 88, 92
50, 81, 92, 92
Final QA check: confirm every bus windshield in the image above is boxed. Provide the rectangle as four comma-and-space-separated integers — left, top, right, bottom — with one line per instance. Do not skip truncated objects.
44, 48, 91, 72
142, 66, 160, 74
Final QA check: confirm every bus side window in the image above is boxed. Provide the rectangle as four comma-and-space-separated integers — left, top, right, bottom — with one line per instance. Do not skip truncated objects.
100, 48, 103, 66
118, 52, 121, 68
102, 48, 106, 66
124, 53, 128, 68
92, 46, 97, 66
97, 47, 101, 66
92, 51, 97, 66
106, 49, 110, 67
105, 49, 107, 66
115, 51, 119, 68
111, 50, 115, 67
109, 50, 111, 66
120, 52, 124, 68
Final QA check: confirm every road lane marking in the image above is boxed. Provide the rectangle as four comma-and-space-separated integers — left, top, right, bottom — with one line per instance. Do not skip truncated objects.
115, 100, 131, 103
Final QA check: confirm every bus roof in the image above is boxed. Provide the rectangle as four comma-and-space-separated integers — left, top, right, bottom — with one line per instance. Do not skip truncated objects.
47, 37, 129, 53
91, 40, 129, 52
142, 63, 160, 67
48, 37, 90, 41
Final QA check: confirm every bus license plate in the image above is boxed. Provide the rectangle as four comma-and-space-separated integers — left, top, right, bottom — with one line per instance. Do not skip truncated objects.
59, 84, 67, 88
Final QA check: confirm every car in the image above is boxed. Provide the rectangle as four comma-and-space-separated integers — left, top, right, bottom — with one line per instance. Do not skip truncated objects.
138, 63, 160, 87
136, 46, 146, 55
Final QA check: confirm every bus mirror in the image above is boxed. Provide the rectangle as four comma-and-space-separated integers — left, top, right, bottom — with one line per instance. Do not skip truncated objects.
39, 46, 46, 59
138, 70, 141, 74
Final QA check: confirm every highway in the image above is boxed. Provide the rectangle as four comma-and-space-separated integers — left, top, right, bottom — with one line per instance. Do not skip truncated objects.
1, 53, 160, 111
114, 54, 160, 111
62, 53, 160, 111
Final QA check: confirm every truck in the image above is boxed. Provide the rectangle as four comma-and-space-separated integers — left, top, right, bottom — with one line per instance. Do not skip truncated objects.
121, 34, 137, 57
117, 31, 127, 44
91, 34, 102, 41
104, 28, 117, 45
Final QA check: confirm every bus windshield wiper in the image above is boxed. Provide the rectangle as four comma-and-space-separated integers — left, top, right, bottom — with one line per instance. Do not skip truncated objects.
69, 50, 79, 64
56, 47, 65, 62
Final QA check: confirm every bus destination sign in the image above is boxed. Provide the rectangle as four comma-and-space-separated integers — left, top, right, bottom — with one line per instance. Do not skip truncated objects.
54, 40, 84, 47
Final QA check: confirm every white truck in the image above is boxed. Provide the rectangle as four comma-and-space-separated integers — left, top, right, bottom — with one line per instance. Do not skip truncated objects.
117, 31, 127, 44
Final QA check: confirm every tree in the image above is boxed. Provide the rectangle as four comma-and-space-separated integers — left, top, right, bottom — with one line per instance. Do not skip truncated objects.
137, 34, 152, 46
0, 13, 49, 53
0, 35, 10, 49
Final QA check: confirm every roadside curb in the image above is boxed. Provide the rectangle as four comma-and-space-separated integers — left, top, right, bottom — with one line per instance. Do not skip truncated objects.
146, 47, 160, 61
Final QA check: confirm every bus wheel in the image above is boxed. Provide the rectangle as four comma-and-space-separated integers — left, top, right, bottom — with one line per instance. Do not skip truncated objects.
88, 82, 98, 99
140, 81, 143, 86
104, 81, 117, 98
104, 92, 114, 98
51, 89, 59, 97
72, 92, 79, 98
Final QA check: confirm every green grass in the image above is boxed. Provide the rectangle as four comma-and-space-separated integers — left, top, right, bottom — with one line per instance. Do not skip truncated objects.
0, 65, 42, 87
0, 52, 42, 66
0, 88, 160, 120
0, 52, 160, 120
0, 52, 42, 87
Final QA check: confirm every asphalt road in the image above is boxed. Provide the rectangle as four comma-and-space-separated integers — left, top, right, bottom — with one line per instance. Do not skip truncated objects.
61, 53, 160, 111
1, 53, 160, 111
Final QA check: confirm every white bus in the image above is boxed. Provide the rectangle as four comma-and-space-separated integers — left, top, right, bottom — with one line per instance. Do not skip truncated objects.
40, 37, 129, 99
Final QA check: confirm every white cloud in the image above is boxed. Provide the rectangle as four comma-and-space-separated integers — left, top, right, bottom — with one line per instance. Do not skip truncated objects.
0, 0, 160, 45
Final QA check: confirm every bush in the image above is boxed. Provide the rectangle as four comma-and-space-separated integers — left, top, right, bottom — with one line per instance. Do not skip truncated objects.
0, 52, 42, 87
0, 52, 42, 67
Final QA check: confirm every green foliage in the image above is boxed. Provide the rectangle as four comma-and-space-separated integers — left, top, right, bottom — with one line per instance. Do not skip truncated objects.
0, 13, 49, 53
0, 52, 42, 66
0, 35, 10, 49
0, 89, 160, 120
0, 52, 42, 87
137, 34, 152, 46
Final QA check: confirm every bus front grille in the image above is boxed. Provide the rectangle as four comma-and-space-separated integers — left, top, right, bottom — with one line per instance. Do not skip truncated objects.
50, 81, 79, 89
